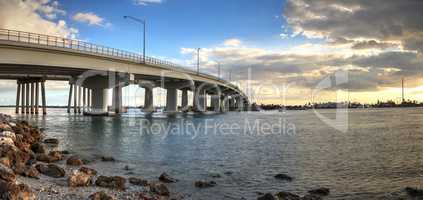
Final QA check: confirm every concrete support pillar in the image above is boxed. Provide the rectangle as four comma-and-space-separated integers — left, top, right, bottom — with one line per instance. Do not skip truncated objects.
67, 83, 73, 113
15, 82, 21, 114
88, 89, 92, 111
211, 95, 220, 112
181, 89, 188, 111
229, 97, 235, 111
112, 86, 123, 114
91, 88, 108, 113
73, 84, 78, 113
30, 82, 35, 114
165, 88, 178, 112
35, 82, 39, 114
221, 96, 229, 112
21, 82, 25, 114
78, 86, 82, 113
25, 82, 30, 114
194, 87, 207, 112
237, 96, 244, 111
41, 81, 46, 115
83, 87, 86, 113
144, 87, 154, 112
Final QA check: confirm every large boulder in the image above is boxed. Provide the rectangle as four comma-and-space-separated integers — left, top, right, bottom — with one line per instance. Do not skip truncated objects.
274, 173, 293, 181
128, 177, 148, 186
95, 176, 126, 190
0, 179, 35, 200
30, 143, 46, 154
0, 137, 14, 146
68, 169, 95, 187
48, 151, 64, 162
35, 163, 65, 178
308, 188, 330, 196
43, 138, 59, 145
0, 131, 16, 142
20, 165, 39, 179
0, 164, 16, 183
257, 193, 275, 200
275, 191, 301, 200
79, 167, 97, 176
89, 191, 114, 200
159, 172, 177, 183
66, 155, 84, 166
0, 144, 31, 174
149, 182, 170, 196
194, 180, 216, 188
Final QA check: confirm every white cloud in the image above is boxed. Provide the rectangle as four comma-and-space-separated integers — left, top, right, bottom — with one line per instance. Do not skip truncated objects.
0, 0, 77, 38
134, 0, 163, 6
72, 12, 110, 27
223, 39, 242, 47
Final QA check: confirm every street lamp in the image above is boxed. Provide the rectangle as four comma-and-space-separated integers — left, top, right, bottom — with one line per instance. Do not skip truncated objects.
196, 48, 201, 75
124, 15, 146, 64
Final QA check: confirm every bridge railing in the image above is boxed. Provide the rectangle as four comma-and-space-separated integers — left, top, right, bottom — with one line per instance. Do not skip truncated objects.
0, 28, 242, 93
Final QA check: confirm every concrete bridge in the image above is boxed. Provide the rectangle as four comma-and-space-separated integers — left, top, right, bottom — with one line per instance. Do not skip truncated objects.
0, 29, 249, 115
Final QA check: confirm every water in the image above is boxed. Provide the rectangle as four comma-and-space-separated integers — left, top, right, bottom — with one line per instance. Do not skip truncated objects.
2, 107, 423, 199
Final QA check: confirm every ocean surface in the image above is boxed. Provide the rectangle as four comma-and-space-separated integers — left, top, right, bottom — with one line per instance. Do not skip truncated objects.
2, 107, 423, 199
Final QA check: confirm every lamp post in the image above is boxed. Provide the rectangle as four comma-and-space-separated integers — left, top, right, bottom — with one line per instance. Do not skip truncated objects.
124, 15, 146, 64
196, 48, 201, 75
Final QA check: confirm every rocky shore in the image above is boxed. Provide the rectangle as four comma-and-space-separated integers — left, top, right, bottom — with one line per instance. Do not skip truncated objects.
1, 113, 422, 200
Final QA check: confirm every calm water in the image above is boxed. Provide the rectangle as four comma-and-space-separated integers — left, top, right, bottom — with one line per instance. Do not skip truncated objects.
3, 107, 423, 199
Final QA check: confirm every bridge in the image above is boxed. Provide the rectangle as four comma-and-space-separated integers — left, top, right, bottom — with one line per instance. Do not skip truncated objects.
0, 29, 249, 115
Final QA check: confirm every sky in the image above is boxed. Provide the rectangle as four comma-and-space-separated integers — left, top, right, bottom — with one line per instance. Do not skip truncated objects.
0, 0, 423, 106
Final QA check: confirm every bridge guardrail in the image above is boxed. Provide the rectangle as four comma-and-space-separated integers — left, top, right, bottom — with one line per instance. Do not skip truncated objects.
0, 28, 241, 92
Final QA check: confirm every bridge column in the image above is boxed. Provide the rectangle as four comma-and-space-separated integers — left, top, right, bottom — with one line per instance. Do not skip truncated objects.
144, 87, 154, 112
229, 97, 235, 111
35, 81, 39, 114
82, 87, 86, 113
211, 95, 220, 112
221, 96, 229, 112
165, 88, 178, 112
41, 80, 47, 115
112, 86, 122, 114
88, 89, 92, 112
236, 96, 244, 111
15, 81, 21, 114
181, 89, 188, 111
30, 82, 35, 114
73, 84, 78, 113
193, 87, 207, 112
67, 82, 73, 113
25, 82, 30, 114
21, 82, 25, 114
91, 88, 108, 113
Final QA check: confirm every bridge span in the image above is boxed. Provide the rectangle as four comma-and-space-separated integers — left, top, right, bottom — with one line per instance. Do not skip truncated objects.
0, 29, 249, 115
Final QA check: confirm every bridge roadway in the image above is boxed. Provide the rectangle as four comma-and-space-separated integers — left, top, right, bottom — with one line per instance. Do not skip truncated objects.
0, 29, 249, 115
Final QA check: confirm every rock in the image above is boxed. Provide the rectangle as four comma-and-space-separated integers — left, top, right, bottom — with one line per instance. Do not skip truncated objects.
68, 169, 95, 187
0, 164, 16, 182
0, 131, 16, 141
301, 194, 322, 200
79, 167, 97, 176
150, 182, 170, 196
30, 143, 46, 154
0, 137, 14, 146
89, 191, 114, 200
95, 176, 126, 190
209, 173, 221, 178
48, 151, 64, 162
129, 177, 148, 186
101, 156, 115, 162
66, 155, 84, 166
405, 187, 423, 197
257, 193, 275, 200
0, 179, 35, 200
159, 172, 177, 183
0, 123, 12, 131
194, 180, 217, 188
35, 163, 65, 178
274, 173, 293, 181
60, 150, 70, 154
224, 171, 233, 175
35, 153, 51, 163
0, 144, 31, 174
20, 165, 39, 179
308, 187, 330, 196
123, 165, 131, 171
275, 191, 301, 200
43, 138, 59, 145
0, 157, 10, 167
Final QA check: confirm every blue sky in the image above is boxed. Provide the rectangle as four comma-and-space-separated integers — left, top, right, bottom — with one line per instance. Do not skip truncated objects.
64, 0, 290, 60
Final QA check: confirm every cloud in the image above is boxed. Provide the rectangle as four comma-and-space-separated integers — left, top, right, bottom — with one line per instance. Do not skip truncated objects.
284, 0, 423, 52
0, 0, 77, 38
134, 0, 163, 6
223, 39, 242, 47
72, 12, 110, 27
